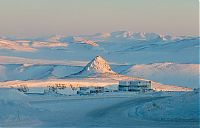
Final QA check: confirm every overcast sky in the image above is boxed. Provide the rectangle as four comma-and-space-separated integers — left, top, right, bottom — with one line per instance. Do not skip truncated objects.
0, 0, 198, 37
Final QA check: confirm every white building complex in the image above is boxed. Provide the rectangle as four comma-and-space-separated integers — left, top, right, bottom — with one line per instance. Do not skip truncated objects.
118, 80, 152, 92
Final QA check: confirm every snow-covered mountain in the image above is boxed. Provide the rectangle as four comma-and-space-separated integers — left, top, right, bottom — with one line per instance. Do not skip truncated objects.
0, 56, 192, 91
67, 56, 118, 78
80, 56, 115, 74
0, 39, 68, 51
1, 31, 198, 64
0, 39, 36, 52
1, 62, 198, 88
0, 31, 199, 88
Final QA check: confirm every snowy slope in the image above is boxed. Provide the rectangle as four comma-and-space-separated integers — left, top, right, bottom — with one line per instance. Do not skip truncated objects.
0, 56, 87, 66
0, 88, 197, 127
133, 89, 200, 121
0, 64, 83, 81
0, 61, 129, 81
69, 56, 118, 78
0, 88, 44, 127
122, 63, 200, 88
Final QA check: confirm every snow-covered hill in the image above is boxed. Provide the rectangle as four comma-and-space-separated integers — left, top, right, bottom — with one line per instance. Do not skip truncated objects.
0, 59, 199, 88
0, 60, 130, 82
0, 55, 192, 91
0, 39, 36, 52
0, 64, 83, 81
122, 63, 200, 88
68, 56, 118, 78
0, 39, 68, 52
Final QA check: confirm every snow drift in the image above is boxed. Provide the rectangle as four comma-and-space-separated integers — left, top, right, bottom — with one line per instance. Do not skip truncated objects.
0, 88, 41, 127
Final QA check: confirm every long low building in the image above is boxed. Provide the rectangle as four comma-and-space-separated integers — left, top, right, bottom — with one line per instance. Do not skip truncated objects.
77, 87, 104, 95
118, 80, 152, 92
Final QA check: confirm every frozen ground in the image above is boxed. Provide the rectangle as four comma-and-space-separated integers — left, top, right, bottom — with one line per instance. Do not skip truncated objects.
0, 77, 192, 92
133, 90, 200, 122
0, 88, 199, 128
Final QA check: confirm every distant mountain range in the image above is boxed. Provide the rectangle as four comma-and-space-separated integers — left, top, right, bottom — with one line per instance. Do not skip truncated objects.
0, 31, 199, 88
0, 31, 199, 64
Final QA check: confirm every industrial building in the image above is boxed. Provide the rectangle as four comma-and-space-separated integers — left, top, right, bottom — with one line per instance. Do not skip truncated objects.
118, 80, 152, 92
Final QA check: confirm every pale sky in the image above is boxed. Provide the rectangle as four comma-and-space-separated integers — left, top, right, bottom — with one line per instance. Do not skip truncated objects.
0, 0, 198, 37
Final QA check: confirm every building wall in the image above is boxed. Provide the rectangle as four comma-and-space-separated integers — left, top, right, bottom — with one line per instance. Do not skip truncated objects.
119, 80, 152, 92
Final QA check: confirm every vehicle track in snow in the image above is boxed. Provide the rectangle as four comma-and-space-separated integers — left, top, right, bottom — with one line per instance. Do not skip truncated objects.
84, 96, 199, 128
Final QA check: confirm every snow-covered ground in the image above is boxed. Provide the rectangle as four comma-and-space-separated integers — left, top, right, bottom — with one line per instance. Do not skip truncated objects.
0, 31, 199, 127
130, 89, 200, 122
0, 88, 42, 127
0, 88, 199, 127
0, 77, 192, 92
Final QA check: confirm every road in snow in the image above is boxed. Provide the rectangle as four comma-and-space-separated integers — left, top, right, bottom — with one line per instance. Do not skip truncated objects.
26, 96, 199, 128
84, 96, 199, 128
